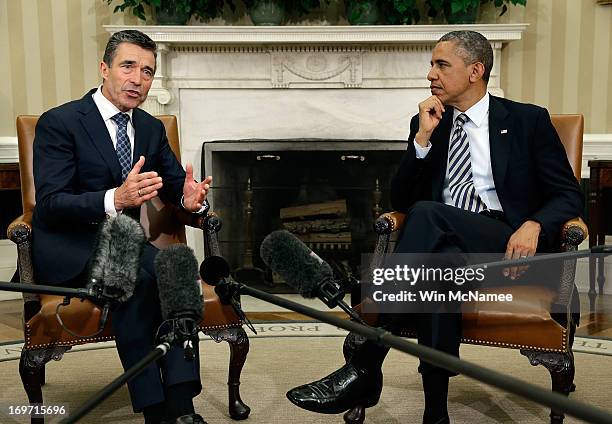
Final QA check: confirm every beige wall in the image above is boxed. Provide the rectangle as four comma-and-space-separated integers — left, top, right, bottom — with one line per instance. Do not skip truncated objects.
1, 0, 611, 136
501, 0, 612, 133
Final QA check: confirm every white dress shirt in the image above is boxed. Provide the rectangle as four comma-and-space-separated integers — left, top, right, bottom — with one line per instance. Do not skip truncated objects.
413, 93, 502, 211
92, 87, 134, 216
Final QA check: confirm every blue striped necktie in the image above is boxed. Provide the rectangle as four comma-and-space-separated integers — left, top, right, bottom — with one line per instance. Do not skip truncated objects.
111, 112, 131, 181
448, 113, 484, 213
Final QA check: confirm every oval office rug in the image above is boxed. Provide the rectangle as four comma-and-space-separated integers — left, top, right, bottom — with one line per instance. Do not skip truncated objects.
0, 322, 611, 423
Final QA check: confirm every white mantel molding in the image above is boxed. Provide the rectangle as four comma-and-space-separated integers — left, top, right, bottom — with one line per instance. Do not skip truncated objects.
104, 24, 528, 45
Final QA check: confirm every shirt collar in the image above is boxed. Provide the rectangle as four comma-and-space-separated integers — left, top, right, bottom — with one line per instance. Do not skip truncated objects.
453, 92, 489, 127
92, 86, 133, 123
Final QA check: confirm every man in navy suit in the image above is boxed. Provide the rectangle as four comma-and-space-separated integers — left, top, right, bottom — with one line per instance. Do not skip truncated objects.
33, 30, 211, 424
287, 31, 583, 423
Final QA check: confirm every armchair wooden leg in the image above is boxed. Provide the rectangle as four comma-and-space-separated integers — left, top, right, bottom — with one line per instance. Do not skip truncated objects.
19, 351, 45, 424
226, 327, 251, 420
520, 350, 575, 424
206, 327, 251, 420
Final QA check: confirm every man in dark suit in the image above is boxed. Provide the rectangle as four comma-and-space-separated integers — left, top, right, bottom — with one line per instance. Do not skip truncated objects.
33, 30, 211, 424
287, 31, 583, 423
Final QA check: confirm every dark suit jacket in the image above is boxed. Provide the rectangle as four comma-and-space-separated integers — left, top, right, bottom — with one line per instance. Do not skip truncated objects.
390, 95, 583, 250
32, 88, 186, 283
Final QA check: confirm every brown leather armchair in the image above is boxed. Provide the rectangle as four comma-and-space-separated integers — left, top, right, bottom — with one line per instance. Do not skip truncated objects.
8, 115, 250, 422
343, 115, 588, 424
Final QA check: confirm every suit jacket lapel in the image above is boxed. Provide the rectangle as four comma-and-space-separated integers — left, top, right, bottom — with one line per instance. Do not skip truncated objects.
78, 90, 123, 185
488, 96, 511, 190
430, 108, 454, 200
132, 108, 151, 167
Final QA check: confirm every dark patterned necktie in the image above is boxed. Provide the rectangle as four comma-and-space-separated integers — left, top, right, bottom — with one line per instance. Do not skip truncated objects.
111, 112, 131, 181
448, 113, 484, 213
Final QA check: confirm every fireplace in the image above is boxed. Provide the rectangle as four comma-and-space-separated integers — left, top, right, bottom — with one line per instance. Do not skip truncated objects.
202, 139, 407, 290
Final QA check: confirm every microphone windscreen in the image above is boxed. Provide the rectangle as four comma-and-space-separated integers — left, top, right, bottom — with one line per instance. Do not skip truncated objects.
88, 215, 146, 302
155, 244, 204, 321
199, 255, 231, 286
259, 230, 333, 298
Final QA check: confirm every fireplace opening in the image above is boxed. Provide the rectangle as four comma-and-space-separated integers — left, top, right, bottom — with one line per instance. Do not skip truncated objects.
202, 139, 407, 293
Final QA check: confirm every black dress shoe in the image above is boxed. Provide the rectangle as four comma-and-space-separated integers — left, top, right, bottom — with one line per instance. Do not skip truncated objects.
286, 363, 382, 414
165, 413, 207, 424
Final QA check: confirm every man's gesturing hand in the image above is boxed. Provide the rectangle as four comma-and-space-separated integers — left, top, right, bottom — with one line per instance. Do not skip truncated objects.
182, 162, 212, 213
415, 96, 445, 147
114, 156, 163, 211
503, 220, 541, 280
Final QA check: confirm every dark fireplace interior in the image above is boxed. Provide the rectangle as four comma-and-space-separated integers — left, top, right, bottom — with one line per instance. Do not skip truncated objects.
202, 139, 407, 292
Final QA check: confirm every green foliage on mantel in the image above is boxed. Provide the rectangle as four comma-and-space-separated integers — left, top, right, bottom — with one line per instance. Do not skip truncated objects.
105, 0, 526, 25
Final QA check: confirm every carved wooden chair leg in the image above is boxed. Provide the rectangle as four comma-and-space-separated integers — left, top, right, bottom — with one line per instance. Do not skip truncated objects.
520, 350, 575, 424
19, 351, 45, 424
226, 327, 250, 420
206, 327, 251, 420
344, 406, 366, 424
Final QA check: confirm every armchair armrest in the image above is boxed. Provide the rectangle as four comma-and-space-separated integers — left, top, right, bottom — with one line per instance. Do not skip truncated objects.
7, 211, 38, 306
7, 211, 33, 243
561, 217, 588, 250
375, 212, 406, 235
173, 207, 223, 257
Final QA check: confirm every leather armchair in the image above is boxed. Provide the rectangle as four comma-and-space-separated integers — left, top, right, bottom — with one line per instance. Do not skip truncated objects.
342, 115, 588, 424
8, 115, 250, 422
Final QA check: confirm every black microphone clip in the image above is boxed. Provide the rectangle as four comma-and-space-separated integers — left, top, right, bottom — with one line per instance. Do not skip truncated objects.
214, 277, 258, 335
316, 279, 345, 309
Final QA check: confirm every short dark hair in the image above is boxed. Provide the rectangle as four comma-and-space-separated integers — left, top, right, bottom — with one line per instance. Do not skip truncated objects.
103, 30, 157, 69
438, 31, 493, 83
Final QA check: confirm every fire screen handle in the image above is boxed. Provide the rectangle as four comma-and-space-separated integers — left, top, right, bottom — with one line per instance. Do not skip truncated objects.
257, 155, 280, 161
341, 155, 365, 162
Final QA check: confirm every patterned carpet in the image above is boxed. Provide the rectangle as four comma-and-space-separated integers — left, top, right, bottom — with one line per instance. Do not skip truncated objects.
0, 323, 611, 423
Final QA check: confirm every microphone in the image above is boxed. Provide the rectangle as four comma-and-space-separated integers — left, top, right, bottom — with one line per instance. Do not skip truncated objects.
199, 255, 257, 334
55, 214, 146, 339
87, 214, 146, 304
259, 230, 366, 325
154, 244, 204, 360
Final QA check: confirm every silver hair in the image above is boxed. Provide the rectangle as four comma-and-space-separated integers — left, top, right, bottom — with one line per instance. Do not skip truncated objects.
103, 29, 157, 69
438, 31, 493, 83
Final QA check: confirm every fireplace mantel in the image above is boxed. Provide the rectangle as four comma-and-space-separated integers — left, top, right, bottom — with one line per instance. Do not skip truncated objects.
105, 24, 527, 44
103, 24, 526, 258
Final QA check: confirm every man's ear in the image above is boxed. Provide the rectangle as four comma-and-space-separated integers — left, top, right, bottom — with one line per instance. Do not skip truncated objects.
99, 61, 109, 81
469, 62, 486, 83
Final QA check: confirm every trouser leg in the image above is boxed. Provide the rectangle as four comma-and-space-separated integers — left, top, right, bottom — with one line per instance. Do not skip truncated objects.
112, 243, 202, 412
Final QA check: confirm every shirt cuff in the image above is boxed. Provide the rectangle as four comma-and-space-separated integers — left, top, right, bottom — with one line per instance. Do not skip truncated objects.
181, 195, 209, 215
104, 189, 121, 217
414, 140, 432, 158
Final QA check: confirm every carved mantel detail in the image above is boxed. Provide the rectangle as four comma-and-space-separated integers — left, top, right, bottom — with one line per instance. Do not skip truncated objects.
271, 49, 362, 87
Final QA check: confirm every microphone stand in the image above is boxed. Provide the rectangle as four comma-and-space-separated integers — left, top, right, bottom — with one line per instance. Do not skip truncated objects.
0, 280, 97, 299
464, 244, 612, 270
220, 278, 612, 424
60, 320, 199, 423
60, 342, 171, 424
0, 280, 115, 338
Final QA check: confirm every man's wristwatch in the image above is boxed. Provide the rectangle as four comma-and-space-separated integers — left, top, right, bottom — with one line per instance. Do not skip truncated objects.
181, 196, 210, 215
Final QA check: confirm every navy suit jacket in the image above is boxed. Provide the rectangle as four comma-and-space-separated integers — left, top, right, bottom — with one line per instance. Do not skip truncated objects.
390, 95, 583, 250
32, 89, 186, 283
